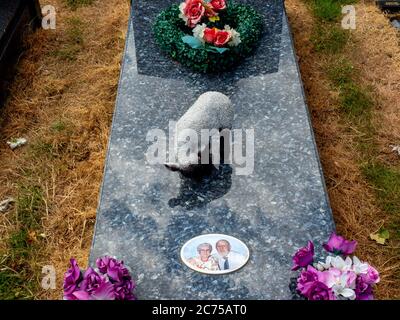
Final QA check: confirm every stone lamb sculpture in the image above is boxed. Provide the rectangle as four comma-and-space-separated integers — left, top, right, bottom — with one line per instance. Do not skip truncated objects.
165, 91, 234, 175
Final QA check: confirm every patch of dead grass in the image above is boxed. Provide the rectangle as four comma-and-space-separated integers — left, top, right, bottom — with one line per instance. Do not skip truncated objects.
349, 2, 400, 165
0, 0, 129, 299
285, 0, 400, 299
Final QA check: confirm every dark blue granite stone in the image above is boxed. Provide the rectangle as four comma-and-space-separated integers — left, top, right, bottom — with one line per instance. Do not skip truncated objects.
90, 0, 335, 299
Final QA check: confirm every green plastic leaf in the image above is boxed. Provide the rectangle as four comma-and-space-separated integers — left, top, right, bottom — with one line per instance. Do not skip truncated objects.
182, 36, 203, 49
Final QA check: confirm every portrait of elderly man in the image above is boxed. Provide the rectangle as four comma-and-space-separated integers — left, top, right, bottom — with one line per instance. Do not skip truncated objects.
187, 242, 219, 271
214, 239, 246, 271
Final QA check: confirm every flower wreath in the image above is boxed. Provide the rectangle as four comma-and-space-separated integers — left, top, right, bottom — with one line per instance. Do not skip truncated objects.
153, 0, 263, 73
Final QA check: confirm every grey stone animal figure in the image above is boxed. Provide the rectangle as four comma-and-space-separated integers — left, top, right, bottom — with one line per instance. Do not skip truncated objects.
165, 91, 234, 175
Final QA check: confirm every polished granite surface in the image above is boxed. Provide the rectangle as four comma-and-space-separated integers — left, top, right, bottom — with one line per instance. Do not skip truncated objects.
90, 0, 335, 299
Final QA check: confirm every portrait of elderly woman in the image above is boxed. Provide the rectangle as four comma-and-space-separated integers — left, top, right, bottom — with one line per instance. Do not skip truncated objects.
187, 243, 219, 271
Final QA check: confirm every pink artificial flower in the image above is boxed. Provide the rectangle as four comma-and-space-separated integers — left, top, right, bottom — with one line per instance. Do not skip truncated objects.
362, 265, 380, 285
183, 0, 206, 28
355, 276, 374, 300
203, 27, 217, 43
114, 279, 136, 300
304, 281, 336, 300
345, 270, 357, 288
209, 0, 227, 11
96, 256, 131, 283
63, 258, 82, 298
79, 267, 104, 294
203, 1, 218, 17
71, 281, 116, 300
323, 233, 357, 255
297, 265, 319, 295
214, 30, 231, 47
291, 241, 314, 271
317, 267, 342, 288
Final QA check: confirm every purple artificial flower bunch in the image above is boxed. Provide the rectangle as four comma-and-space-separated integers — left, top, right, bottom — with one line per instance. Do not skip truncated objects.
292, 233, 380, 300
63, 256, 136, 300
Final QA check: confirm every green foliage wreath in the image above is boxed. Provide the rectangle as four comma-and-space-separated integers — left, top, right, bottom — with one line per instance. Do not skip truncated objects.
153, 2, 264, 73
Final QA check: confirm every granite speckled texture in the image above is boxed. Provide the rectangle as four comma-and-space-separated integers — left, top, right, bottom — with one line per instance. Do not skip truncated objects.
90, 0, 335, 299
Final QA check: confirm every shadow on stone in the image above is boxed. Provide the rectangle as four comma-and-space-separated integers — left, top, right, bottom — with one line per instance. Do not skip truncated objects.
168, 164, 233, 210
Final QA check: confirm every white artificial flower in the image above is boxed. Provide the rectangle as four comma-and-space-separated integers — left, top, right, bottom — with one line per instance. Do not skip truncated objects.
224, 25, 241, 47
330, 256, 353, 272
192, 23, 207, 44
179, 2, 188, 24
352, 256, 369, 275
316, 256, 334, 270
314, 262, 326, 271
332, 274, 356, 300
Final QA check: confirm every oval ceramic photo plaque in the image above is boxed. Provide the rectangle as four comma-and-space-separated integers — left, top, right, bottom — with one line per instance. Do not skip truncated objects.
180, 234, 250, 274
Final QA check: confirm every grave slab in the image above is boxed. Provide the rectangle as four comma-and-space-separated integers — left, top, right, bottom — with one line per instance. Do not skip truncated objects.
90, 0, 335, 299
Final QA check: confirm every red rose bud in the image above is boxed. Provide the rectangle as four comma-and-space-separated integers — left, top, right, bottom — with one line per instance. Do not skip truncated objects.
209, 0, 227, 11
184, 0, 206, 28
214, 30, 231, 47
204, 27, 217, 44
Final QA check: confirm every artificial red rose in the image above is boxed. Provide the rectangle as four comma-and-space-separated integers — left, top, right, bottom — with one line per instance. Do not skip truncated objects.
214, 30, 231, 47
203, 27, 217, 43
203, 3, 217, 17
184, 0, 206, 28
209, 0, 226, 11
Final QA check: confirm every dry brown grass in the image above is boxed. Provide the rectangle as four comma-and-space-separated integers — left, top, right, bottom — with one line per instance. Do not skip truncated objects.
0, 0, 129, 299
285, 0, 400, 299
350, 1, 400, 164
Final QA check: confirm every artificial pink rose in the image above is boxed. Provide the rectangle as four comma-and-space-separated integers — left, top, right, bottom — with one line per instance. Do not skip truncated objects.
214, 30, 231, 47
184, 0, 206, 28
291, 241, 314, 271
203, 2, 218, 17
297, 265, 319, 295
355, 276, 374, 300
63, 258, 82, 298
80, 267, 103, 294
114, 279, 136, 300
362, 265, 380, 285
209, 0, 227, 11
96, 256, 131, 283
323, 233, 357, 255
305, 281, 336, 300
203, 27, 217, 43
